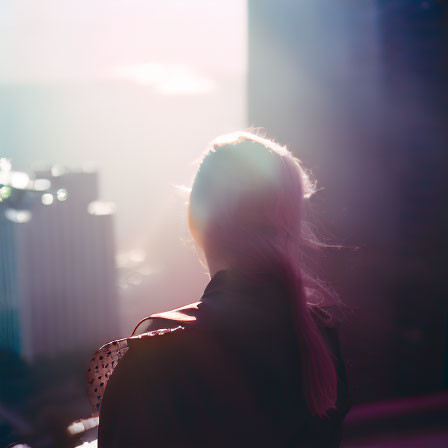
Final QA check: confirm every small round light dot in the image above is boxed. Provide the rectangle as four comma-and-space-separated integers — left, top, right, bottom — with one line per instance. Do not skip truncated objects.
41, 193, 54, 205
56, 188, 68, 201
0, 185, 12, 200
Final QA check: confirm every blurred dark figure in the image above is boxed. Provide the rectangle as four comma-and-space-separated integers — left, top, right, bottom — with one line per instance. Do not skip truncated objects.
92, 133, 350, 447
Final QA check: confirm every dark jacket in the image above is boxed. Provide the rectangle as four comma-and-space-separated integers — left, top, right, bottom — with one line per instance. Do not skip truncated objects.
94, 269, 350, 447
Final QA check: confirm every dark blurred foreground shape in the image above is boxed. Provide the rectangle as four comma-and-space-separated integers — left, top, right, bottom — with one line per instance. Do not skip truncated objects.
0, 163, 118, 446
249, 0, 448, 445
97, 269, 350, 447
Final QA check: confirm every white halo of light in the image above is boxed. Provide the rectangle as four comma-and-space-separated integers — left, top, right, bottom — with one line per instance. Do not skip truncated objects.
5, 209, 32, 223
111, 63, 215, 95
88, 200, 116, 216
33, 179, 51, 191
11, 172, 30, 189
